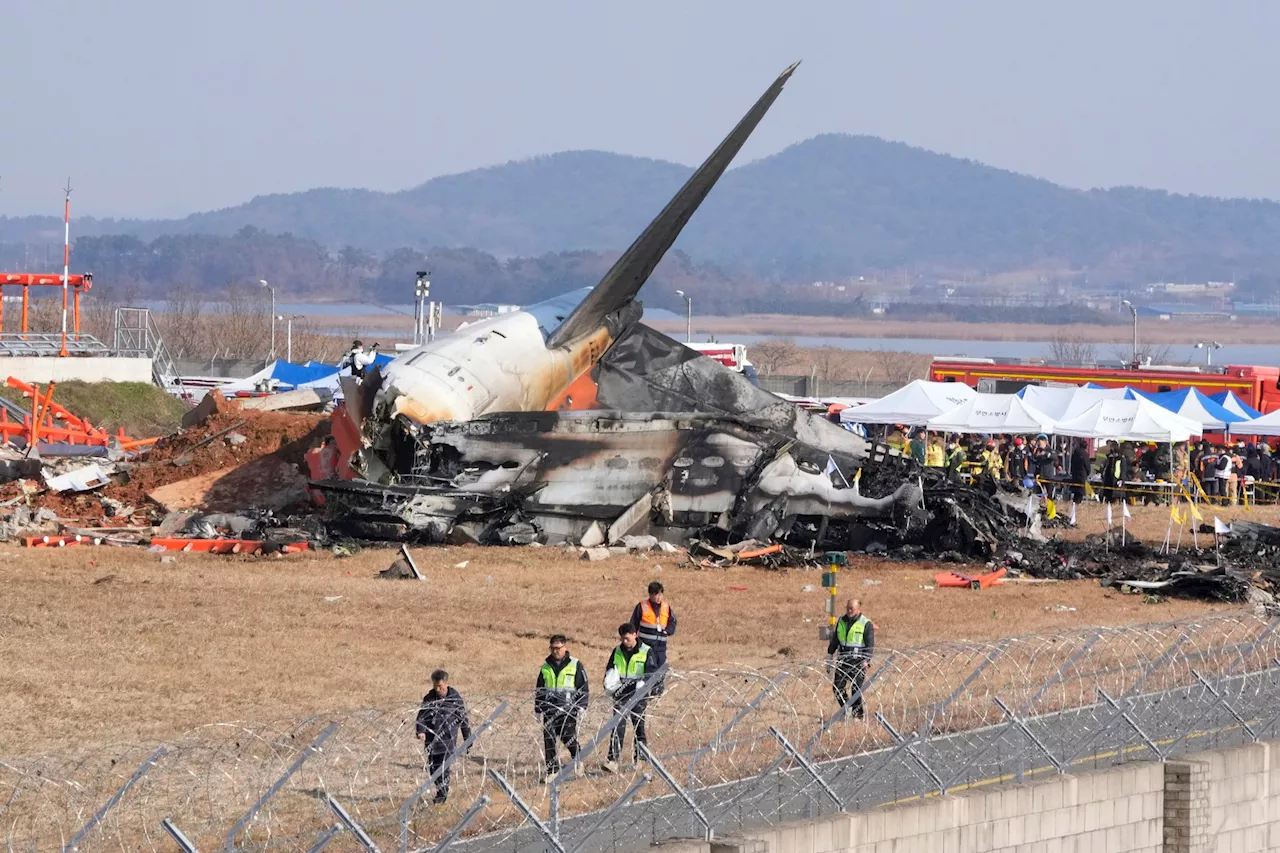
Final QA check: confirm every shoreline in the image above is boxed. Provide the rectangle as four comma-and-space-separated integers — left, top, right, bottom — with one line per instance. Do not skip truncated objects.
313, 311, 1276, 346
644, 315, 1280, 345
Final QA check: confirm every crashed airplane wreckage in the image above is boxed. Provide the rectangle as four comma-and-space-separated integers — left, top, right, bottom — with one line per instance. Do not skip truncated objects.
310, 63, 1009, 553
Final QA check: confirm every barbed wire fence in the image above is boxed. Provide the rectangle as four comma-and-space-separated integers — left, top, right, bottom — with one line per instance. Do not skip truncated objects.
4, 612, 1280, 852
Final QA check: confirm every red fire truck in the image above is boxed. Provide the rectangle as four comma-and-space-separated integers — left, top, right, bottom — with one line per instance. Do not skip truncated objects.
688, 342, 760, 385
929, 358, 1280, 415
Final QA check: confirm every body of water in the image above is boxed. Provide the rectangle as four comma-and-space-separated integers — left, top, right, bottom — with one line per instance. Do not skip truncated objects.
730, 335, 1280, 368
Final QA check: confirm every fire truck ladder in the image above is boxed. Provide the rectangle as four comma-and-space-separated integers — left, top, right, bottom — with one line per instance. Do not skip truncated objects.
112, 307, 183, 391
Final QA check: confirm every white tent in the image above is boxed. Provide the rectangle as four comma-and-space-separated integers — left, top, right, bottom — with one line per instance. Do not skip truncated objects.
1239, 409, 1280, 437
1053, 398, 1202, 443
1016, 385, 1130, 422
839, 380, 976, 425
927, 393, 1057, 434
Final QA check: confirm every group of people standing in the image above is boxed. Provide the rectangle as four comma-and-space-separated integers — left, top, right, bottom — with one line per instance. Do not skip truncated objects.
882, 425, 1279, 506
413, 582, 676, 803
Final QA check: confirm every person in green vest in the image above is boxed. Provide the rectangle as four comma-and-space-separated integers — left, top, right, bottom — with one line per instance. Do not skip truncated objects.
825, 598, 876, 719
535, 634, 589, 777
944, 439, 966, 482
601, 623, 658, 773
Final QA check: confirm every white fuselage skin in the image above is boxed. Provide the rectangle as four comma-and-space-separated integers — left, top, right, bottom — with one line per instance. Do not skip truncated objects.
373, 288, 607, 426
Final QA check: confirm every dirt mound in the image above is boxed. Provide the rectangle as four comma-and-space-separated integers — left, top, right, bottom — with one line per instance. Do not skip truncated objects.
116, 409, 328, 502
0, 407, 331, 525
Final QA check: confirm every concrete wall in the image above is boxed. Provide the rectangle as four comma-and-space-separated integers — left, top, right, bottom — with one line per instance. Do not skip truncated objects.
1179, 742, 1280, 852
0, 356, 152, 383
659, 742, 1280, 853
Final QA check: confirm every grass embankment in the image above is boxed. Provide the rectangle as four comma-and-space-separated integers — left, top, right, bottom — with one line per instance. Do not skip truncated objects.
0, 381, 188, 438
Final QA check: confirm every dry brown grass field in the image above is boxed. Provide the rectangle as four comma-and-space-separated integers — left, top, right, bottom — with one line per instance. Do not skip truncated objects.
0, 500, 1247, 758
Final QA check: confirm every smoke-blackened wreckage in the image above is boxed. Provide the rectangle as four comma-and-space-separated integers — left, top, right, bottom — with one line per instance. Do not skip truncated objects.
8, 64, 1279, 606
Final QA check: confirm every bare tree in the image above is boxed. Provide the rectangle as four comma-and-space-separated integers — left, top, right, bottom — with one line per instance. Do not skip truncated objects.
810, 346, 853, 380
871, 348, 923, 386
750, 339, 800, 375
1047, 333, 1099, 364
1110, 342, 1176, 366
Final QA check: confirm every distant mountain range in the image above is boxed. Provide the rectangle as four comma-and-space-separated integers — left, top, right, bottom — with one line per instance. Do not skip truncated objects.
5, 133, 1280, 286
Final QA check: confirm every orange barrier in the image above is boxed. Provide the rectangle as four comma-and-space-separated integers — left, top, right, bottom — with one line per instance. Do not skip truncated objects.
23, 534, 104, 547
935, 567, 1007, 590
2, 376, 161, 449
148, 538, 310, 554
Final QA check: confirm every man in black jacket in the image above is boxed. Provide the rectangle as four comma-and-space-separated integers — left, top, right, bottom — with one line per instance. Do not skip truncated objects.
1068, 440, 1092, 507
415, 670, 472, 804
602, 624, 659, 773
825, 598, 875, 719
535, 634, 589, 777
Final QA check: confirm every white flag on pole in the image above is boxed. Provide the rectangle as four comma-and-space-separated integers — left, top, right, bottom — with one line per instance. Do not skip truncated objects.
1122, 502, 1132, 521
1214, 517, 1232, 535
1069, 502, 1077, 526
1105, 503, 1113, 526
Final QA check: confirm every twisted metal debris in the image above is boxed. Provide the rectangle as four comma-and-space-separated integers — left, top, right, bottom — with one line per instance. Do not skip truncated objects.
4, 613, 1279, 852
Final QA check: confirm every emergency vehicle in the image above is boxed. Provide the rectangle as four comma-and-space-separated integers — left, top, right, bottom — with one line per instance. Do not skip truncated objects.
687, 342, 760, 385
929, 357, 1280, 414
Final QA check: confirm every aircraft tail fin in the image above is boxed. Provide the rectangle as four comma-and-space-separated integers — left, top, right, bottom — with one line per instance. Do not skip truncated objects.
545, 61, 799, 349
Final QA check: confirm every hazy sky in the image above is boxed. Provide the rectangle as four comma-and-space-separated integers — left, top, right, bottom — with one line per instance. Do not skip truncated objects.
5, 1, 1279, 218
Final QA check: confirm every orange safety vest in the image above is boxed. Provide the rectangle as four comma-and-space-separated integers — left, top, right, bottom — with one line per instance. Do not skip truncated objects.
637, 600, 670, 645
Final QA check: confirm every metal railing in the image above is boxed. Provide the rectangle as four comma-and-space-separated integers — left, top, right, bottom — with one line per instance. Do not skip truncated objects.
0, 332, 112, 357
4, 613, 1279, 852
113, 306, 183, 389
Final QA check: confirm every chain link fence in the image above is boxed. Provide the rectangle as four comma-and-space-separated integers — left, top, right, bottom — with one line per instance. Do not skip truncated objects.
5, 612, 1280, 852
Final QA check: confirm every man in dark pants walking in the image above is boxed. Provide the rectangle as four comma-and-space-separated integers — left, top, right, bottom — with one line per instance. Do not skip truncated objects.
826, 599, 875, 719
602, 624, 658, 773
415, 670, 472, 804
630, 581, 676, 696
535, 634, 589, 778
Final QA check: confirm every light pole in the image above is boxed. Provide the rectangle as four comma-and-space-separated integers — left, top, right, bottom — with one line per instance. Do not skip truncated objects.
1121, 299, 1138, 364
284, 314, 302, 363
1194, 340, 1222, 366
259, 279, 276, 361
675, 289, 692, 342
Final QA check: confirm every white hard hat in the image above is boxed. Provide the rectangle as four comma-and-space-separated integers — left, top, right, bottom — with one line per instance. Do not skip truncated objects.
603, 670, 622, 696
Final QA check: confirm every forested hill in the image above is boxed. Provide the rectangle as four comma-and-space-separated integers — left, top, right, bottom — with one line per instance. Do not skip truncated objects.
6, 133, 1280, 285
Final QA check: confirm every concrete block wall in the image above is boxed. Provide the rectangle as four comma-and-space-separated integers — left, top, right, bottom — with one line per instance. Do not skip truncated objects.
657, 742, 1280, 853
1183, 742, 1280, 852
1, 356, 152, 383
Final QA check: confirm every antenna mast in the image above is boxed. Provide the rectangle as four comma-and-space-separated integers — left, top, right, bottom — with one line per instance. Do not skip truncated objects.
60, 178, 72, 356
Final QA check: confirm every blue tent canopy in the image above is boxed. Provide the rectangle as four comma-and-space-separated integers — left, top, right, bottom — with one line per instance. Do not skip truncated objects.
1124, 387, 1244, 431
1209, 390, 1262, 420
269, 360, 340, 389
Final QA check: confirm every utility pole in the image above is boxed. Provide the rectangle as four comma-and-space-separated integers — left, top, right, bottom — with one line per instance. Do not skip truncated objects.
1121, 299, 1138, 364
259, 279, 276, 361
415, 271, 431, 345
59, 179, 71, 356
675, 289, 692, 343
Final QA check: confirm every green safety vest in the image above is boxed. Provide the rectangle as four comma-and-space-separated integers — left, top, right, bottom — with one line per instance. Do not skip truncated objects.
540, 658, 579, 692
836, 615, 869, 656
612, 644, 650, 681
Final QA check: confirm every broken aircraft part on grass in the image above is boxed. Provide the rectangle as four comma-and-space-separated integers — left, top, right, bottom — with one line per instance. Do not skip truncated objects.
346, 63, 802, 463
318, 408, 919, 546
315, 62, 959, 547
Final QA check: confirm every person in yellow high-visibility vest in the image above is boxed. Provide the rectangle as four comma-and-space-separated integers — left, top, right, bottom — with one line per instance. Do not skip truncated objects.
825, 599, 876, 719
535, 634, 589, 777
925, 435, 945, 468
